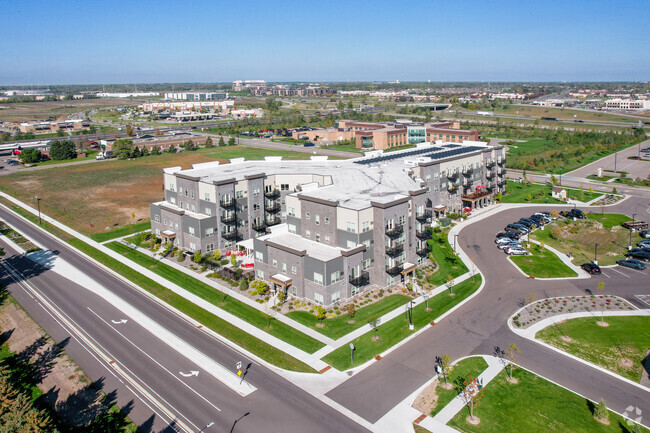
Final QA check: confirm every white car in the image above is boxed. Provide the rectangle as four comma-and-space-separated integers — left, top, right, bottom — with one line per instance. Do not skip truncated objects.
506, 247, 529, 255
495, 237, 517, 244
498, 242, 522, 250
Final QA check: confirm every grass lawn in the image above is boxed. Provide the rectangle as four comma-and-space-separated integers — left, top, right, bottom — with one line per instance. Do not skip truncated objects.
501, 181, 602, 204
531, 215, 631, 266
448, 367, 649, 433
0, 145, 311, 237
322, 275, 481, 370
536, 316, 650, 383
31, 150, 100, 166
106, 242, 324, 354
423, 230, 469, 287
430, 357, 488, 417
286, 294, 412, 339
321, 143, 363, 153
90, 221, 151, 242
615, 177, 650, 187
510, 244, 578, 278
0, 200, 316, 372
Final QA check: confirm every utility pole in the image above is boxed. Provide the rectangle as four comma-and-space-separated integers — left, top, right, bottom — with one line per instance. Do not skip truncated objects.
35, 196, 42, 225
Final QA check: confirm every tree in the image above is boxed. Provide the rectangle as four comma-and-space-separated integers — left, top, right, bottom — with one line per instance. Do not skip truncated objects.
18, 148, 41, 164
612, 187, 618, 194
193, 251, 203, 264
337, 100, 345, 111
438, 354, 453, 384
345, 304, 356, 318
125, 124, 134, 136
112, 139, 134, 159
316, 306, 327, 325
446, 274, 455, 294
49, 140, 76, 160
218, 136, 225, 146
228, 137, 236, 146
368, 317, 380, 341
213, 249, 222, 261
265, 97, 280, 113
230, 252, 237, 266
594, 398, 608, 422
181, 139, 197, 151
460, 376, 483, 421
505, 342, 521, 379
205, 136, 213, 147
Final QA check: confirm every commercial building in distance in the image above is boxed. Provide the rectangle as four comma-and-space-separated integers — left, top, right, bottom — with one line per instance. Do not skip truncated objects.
164, 92, 228, 101
292, 120, 479, 150
150, 140, 505, 305
139, 100, 234, 112
17, 119, 90, 134
604, 99, 650, 111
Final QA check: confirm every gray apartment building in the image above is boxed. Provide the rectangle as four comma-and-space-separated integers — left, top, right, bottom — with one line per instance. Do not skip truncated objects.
150, 141, 506, 306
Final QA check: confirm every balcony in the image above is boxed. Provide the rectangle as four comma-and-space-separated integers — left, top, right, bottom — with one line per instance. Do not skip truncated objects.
386, 263, 403, 276
497, 167, 504, 175
385, 243, 404, 256
264, 189, 280, 199
497, 158, 504, 165
416, 246, 429, 256
447, 171, 460, 180
415, 210, 432, 222
385, 224, 404, 237
349, 271, 370, 287
264, 202, 281, 213
416, 230, 430, 240
463, 167, 473, 176
448, 185, 458, 194
220, 213, 236, 224
219, 197, 235, 208
252, 221, 266, 232
266, 216, 281, 226
486, 160, 496, 168
222, 230, 239, 241
486, 171, 494, 179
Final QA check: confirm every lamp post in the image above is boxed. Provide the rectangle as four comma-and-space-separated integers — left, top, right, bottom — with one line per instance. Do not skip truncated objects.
408, 300, 414, 330
594, 243, 598, 265
35, 196, 42, 225
349, 343, 355, 366
629, 213, 636, 250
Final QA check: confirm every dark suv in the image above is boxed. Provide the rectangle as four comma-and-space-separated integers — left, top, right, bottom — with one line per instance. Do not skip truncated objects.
581, 262, 601, 274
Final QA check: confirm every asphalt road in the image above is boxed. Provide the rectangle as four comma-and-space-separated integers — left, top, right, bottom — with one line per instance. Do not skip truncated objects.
327, 198, 650, 427
567, 139, 650, 180
0, 207, 371, 433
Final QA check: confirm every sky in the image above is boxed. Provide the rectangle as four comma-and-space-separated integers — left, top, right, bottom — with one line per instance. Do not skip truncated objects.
2, 0, 649, 84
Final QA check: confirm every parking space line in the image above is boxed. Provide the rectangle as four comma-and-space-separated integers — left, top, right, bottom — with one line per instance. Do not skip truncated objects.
599, 270, 612, 278
608, 267, 631, 278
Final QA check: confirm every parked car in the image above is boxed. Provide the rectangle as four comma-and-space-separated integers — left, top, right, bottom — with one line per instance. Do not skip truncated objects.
303, 142, 315, 147
638, 240, 650, 248
506, 247, 529, 255
496, 237, 516, 244
512, 223, 530, 233
496, 231, 520, 240
626, 251, 650, 262
639, 230, 650, 239
617, 259, 646, 270
505, 224, 527, 234
498, 242, 522, 250
581, 262, 601, 274
629, 247, 650, 254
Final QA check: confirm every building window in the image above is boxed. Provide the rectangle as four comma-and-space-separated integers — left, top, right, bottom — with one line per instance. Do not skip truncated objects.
325, 217, 330, 224
185, 189, 188, 197
331, 291, 341, 303
288, 207, 295, 216
154, 215, 160, 223
324, 235, 330, 244
190, 190, 194, 198
191, 204, 196, 213
206, 243, 214, 252
205, 227, 214, 236
315, 215, 320, 225
347, 221, 356, 233
205, 207, 212, 216
291, 266, 297, 274
188, 227, 195, 236
236, 190, 244, 198
282, 263, 287, 273
288, 224, 296, 234
204, 193, 210, 201
253, 203, 260, 210
315, 233, 321, 242
314, 293, 324, 305
170, 197, 176, 205
398, 215, 406, 225
363, 239, 371, 248
313, 272, 324, 285
305, 230, 311, 238
189, 242, 196, 251
256, 270, 265, 279
255, 251, 263, 262
363, 258, 372, 270
305, 212, 310, 220
330, 271, 342, 284
169, 184, 175, 191
272, 259, 278, 267
346, 240, 356, 249
362, 221, 370, 232
281, 184, 289, 191
292, 286, 297, 296
155, 228, 160, 235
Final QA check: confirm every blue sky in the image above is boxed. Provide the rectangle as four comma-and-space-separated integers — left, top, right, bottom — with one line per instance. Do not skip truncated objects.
2, 0, 649, 84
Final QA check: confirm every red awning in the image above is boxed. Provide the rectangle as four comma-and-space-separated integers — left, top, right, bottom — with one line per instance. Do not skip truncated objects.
476, 185, 486, 189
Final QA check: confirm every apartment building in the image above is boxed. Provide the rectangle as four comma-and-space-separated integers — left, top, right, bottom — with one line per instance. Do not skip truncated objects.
604, 99, 650, 111
150, 141, 506, 306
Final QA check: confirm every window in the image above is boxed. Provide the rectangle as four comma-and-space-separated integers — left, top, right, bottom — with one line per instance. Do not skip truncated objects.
352, 286, 360, 296
191, 204, 196, 213
170, 197, 176, 205
324, 235, 330, 244
179, 187, 183, 195
330, 271, 342, 284
253, 188, 260, 197
288, 224, 296, 234
362, 221, 370, 232
346, 240, 356, 249
206, 243, 214, 252
288, 207, 295, 216
324, 217, 330, 225
255, 251, 264, 262
236, 190, 244, 199
363, 258, 373, 270
305, 230, 311, 238
256, 270, 265, 279
305, 212, 310, 220
189, 242, 196, 251
190, 190, 194, 198
155, 228, 160, 235
281, 184, 289, 191
425, 174, 431, 181
253, 203, 260, 210
313, 272, 324, 285
272, 259, 278, 267
291, 266, 297, 274
204, 193, 210, 201
363, 239, 371, 248
347, 221, 356, 233
205, 227, 214, 236
315, 215, 320, 225
398, 215, 406, 225
314, 293, 324, 305
281, 263, 287, 273
169, 183, 175, 191
185, 189, 188, 197
331, 291, 341, 303
154, 215, 160, 223
386, 275, 394, 285
188, 227, 195, 236
292, 286, 297, 296
205, 207, 212, 216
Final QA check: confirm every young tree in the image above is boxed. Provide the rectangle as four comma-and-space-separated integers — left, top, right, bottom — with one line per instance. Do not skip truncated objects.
460, 376, 483, 421
368, 317, 380, 341
438, 354, 453, 385
594, 398, 608, 422
193, 251, 203, 264
230, 252, 237, 267
446, 274, 455, 294
49, 140, 76, 160
205, 136, 214, 147
316, 306, 327, 325
213, 249, 222, 261
219, 136, 225, 146
125, 124, 134, 136
597, 282, 606, 323
505, 342, 521, 379
228, 137, 236, 146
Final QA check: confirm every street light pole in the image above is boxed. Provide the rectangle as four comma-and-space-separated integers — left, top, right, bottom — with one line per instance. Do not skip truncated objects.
35, 196, 42, 225
594, 243, 598, 265
349, 343, 355, 366
629, 213, 636, 250
408, 301, 414, 330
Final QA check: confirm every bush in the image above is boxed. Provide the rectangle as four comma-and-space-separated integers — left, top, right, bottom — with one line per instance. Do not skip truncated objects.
250, 280, 270, 296
193, 251, 203, 264
239, 278, 249, 291
18, 148, 41, 163
594, 399, 608, 421
49, 140, 77, 160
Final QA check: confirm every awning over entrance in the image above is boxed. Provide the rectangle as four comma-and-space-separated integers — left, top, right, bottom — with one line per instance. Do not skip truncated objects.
237, 238, 254, 251
433, 205, 447, 210
161, 230, 176, 240
270, 274, 293, 287
461, 191, 493, 202
401, 262, 417, 274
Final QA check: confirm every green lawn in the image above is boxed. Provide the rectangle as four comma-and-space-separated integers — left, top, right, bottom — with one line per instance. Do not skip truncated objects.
322, 275, 481, 370
448, 368, 649, 433
424, 230, 469, 287
286, 294, 412, 339
430, 357, 488, 417
536, 316, 650, 382
510, 244, 578, 278
321, 143, 363, 153
106, 242, 324, 354
501, 181, 602, 204
90, 221, 151, 242
31, 150, 100, 166
531, 215, 631, 266
0, 201, 316, 372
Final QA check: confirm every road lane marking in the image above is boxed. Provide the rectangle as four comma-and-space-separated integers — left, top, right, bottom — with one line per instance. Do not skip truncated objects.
609, 267, 631, 278
88, 308, 222, 413
0, 260, 193, 433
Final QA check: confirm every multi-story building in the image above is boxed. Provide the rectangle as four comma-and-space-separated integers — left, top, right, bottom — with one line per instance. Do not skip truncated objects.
150, 141, 506, 306
18, 119, 90, 134
164, 92, 228, 101
604, 99, 650, 111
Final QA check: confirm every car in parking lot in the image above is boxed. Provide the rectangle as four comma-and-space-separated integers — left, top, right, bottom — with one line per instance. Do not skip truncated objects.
496, 231, 520, 240
303, 142, 315, 147
505, 224, 527, 234
498, 241, 522, 250
638, 240, 650, 248
581, 262, 601, 274
506, 247, 529, 255
626, 251, 650, 262
496, 236, 517, 244
7, 160, 20, 166
617, 259, 646, 270
640, 230, 650, 239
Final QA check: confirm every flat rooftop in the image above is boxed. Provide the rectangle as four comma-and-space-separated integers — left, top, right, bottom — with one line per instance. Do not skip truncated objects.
173, 141, 492, 210
261, 232, 348, 262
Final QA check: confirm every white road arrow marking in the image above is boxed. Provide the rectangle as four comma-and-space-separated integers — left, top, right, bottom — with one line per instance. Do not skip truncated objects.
111, 319, 128, 324
179, 370, 200, 377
